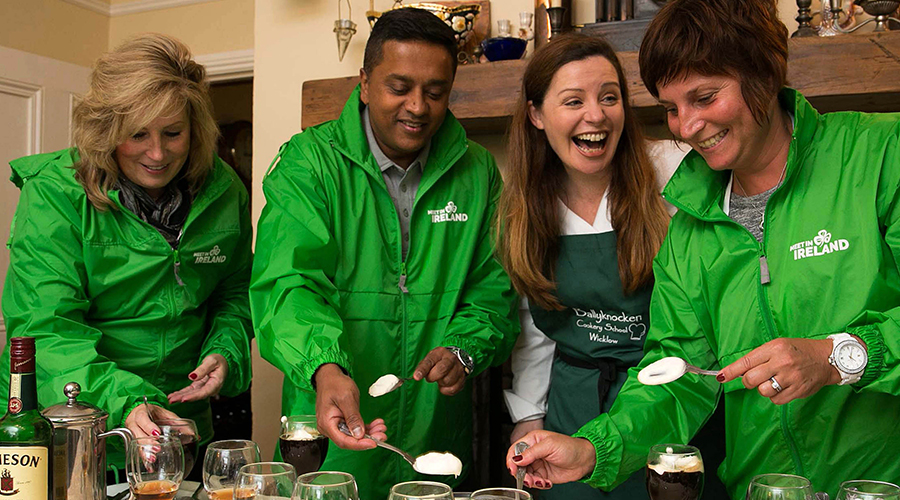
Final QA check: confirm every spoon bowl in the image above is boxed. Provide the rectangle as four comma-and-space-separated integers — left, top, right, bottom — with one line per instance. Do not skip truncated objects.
638, 357, 719, 386
368, 374, 414, 397
337, 422, 462, 477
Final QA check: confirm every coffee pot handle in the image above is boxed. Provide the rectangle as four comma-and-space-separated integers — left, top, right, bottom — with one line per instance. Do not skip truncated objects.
99, 427, 134, 451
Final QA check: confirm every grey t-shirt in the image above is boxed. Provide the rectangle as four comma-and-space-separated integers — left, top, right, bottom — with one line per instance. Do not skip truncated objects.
730, 185, 777, 243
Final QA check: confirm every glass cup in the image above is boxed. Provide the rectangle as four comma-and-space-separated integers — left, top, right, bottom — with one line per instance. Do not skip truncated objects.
746, 474, 815, 500
291, 471, 359, 500
203, 439, 261, 500
646, 444, 704, 500
235, 462, 297, 499
127, 435, 184, 500
280, 415, 329, 475
389, 481, 454, 500
155, 417, 200, 477
470, 488, 531, 500
837, 480, 900, 500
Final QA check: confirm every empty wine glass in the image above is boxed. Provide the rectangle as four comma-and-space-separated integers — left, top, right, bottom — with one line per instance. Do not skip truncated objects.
389, 481, 453, 500
646, 444, 704, 500
746, 474, 814, 500
127, 435, 184, 500
470, 488, 531, 500
203, 439, 261, 500
837, 480, 900, 500
235, 462, 297, 499
280, 415, 329, 475
292, 471, 359, 500
155, 417, 200, 477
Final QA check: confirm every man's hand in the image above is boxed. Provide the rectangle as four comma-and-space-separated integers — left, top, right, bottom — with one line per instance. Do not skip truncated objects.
413, 347, 467, 396
125, 403, 181, 439
314, 364, 388, 450
510, 418, 544, 445
168, 354, 229, 404
506, 430, 597, 489
718, 337, 841, 405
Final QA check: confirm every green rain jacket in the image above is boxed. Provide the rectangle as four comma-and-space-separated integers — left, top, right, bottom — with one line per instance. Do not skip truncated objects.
572, 89, 900, 499
251, 87, 519, 498
1, 149, 254, 467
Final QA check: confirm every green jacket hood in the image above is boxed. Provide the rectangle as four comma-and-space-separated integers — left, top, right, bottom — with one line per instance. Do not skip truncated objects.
9, 149, 77, 188
662, 88, 819, 221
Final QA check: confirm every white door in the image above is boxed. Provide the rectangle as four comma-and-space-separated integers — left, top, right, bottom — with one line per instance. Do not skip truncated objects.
0, 46, 91, 339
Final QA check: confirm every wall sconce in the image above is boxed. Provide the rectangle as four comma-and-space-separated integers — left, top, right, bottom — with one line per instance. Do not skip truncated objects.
335, 0, 358, 61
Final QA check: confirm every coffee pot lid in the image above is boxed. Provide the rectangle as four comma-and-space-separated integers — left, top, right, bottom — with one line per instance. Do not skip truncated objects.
41, 382, 109, 425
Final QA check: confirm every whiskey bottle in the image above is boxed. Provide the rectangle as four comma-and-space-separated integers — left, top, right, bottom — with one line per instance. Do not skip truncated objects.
0, 337, 52, 499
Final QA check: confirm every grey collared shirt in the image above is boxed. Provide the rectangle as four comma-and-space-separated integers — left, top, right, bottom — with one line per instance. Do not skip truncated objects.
363, 107, 429, 259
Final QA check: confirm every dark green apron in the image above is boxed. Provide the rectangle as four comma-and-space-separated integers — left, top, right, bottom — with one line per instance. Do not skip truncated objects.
530, 232, 650, 500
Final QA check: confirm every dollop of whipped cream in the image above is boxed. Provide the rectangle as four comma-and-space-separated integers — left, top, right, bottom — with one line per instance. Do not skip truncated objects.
412, 452, 463, 477
648, 449, 704, 475
281, 426, 320, 441
638, 357, 688, 385
368, 374, 401, 397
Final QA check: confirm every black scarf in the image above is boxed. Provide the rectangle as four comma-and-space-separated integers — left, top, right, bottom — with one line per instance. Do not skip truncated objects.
116, 174, 192, 248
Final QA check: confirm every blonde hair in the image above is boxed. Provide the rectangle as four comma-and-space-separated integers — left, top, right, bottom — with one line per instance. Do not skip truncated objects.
497, 34, 669, 311
72, 33, 219, 210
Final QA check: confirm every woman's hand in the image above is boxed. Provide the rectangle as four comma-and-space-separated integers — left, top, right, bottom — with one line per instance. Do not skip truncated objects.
125, 403, 181, 439
167, 354, 229, 404
510, 418, 544, 445
718, 337, 842, 405
505, 430, 597, 489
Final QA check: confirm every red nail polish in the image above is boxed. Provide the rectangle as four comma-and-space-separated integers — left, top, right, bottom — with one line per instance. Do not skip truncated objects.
716, 373, 725, 382
151, 429, 160, 436
536, 480, 544, 487
189, 373, 198, 380
512, 455, 523, 462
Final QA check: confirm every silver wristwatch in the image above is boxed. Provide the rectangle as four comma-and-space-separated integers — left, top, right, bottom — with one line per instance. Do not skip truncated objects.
827, 333, 867, 385
446, 346, 474, 376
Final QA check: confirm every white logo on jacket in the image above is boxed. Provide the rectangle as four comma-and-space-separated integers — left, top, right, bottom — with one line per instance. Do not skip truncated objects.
193, 245, 227, 264
573, 308, 646, 343
789, 229, 850, 260
427, 201, 468, 223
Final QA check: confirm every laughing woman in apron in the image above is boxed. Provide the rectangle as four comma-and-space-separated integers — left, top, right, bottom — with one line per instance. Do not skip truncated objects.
497, 34, 720, 499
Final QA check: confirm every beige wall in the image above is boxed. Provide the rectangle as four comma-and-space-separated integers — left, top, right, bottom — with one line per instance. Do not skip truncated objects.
0, 0, 110, 67
108, 0, 254, 55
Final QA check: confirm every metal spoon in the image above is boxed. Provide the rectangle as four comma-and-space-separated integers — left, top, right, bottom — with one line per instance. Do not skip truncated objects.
638, 357, 719, 386
514, 441, 529, 493
368, 374, 414, 397
338, 421, 416, 467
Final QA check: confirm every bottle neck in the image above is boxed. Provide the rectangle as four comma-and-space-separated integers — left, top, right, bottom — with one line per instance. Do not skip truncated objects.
8, 371, 39, 414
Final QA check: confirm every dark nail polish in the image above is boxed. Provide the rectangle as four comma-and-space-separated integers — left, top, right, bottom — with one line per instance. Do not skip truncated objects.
716, 373, 725, 382
536, 480, 544, 487
512, 455, 523, 462
189, 373, 198, 380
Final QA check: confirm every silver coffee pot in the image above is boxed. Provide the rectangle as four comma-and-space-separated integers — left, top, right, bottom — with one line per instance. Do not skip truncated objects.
41, 382, 133, 500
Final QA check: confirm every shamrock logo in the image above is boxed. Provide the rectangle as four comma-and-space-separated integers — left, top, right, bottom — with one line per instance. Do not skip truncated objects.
446, 201, 457, 213
814, 230, 831, 246
209, 245, 221, 256
629, 323, 647, 341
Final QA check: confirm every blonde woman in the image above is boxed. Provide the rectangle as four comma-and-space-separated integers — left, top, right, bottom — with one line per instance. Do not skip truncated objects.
1, 34, 252, 478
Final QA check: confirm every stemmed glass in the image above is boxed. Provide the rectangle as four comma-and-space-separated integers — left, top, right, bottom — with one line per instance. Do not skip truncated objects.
155, 417, 200, 477
389, 481, 454, 500
646, 444, 704, 500
203, 439, 261, 500
746, 474, 815, 500
235, 462, 297, 499
127, 435, 184, 500
280, 415, 329, 475
470, 487, 532, 499
291, 471, 359, 500
837, 480, 900, 500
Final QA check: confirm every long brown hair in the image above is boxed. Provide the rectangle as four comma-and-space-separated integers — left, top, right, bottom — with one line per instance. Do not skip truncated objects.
72, 33, 219, 210
496, 33, 669, 311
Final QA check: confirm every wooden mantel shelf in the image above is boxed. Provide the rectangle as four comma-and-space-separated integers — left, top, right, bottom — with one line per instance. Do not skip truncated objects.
301, 31, 900, 134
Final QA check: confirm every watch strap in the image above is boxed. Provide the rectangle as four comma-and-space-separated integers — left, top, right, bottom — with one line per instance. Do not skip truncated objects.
827, 333, 865, 385
446, 346, 474, 375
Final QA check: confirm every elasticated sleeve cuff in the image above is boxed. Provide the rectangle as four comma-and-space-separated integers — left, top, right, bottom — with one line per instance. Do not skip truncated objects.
572, 423, 617, 489
302, 348, 353, 392
849, 324, 886, 388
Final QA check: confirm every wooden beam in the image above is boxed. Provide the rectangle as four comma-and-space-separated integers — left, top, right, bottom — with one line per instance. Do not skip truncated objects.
300, 30, 900, 132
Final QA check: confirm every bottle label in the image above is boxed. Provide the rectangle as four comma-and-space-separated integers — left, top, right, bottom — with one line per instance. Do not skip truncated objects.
6, 374, 36, 415
0, 446, 48, 499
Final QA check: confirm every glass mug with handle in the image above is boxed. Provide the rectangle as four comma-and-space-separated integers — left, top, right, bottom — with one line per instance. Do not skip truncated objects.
837, 480, 900, 500
235, 462, 297, 499
292, 471, 359, 500
646, 444, 704, 500
280, 415, 329, 475
203, 439, 261, 500
154, 417, 200, 477
470, 487, 532, 500
389, 481, 454, 500
746, 474, 817, 500
127, 435, 185, 500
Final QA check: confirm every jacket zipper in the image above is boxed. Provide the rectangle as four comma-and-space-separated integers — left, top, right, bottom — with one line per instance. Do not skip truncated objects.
173, 228, 185, 287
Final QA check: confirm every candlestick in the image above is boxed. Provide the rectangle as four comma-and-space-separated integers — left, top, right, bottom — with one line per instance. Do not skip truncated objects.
550, 0, 562, 8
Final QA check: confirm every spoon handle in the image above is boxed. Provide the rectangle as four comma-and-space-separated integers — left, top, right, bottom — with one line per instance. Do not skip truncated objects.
685, 364, 719, 376
514, 441, 529, 491
337, 421, 416, 466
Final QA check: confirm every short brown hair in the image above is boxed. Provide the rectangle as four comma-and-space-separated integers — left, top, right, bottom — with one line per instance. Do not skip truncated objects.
497, 33, 669, 310
639, 0, 788, 123
73, 33, 218, 210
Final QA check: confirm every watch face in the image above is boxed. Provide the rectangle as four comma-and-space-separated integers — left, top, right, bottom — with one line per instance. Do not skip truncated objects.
836, 341, 867, 374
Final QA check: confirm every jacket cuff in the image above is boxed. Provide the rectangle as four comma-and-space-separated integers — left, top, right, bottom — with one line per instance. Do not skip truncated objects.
503, 389, 546, 423
301, 348, 353, 392
205, 348, 249, 397
572, 422, 616, 489
849, 324, 886, 388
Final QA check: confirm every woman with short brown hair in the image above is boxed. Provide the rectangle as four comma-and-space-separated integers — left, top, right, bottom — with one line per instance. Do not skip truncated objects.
506, 0, 900, 497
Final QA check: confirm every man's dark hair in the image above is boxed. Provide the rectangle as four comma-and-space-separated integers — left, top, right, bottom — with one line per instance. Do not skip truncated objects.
363, 8, 459, 75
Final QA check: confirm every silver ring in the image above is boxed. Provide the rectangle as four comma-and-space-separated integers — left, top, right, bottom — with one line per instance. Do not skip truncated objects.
769, 376, 783, 393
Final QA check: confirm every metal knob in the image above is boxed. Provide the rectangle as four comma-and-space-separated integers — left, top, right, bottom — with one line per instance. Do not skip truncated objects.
64, 381, 81, 404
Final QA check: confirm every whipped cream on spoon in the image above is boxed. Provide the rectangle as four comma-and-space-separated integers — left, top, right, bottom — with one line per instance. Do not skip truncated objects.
337, 421, 462, 476
638, 357, 719, 385
368, 374, 414, 397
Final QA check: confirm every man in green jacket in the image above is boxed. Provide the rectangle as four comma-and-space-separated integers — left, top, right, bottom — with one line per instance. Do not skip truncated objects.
250, 8, 519, 498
